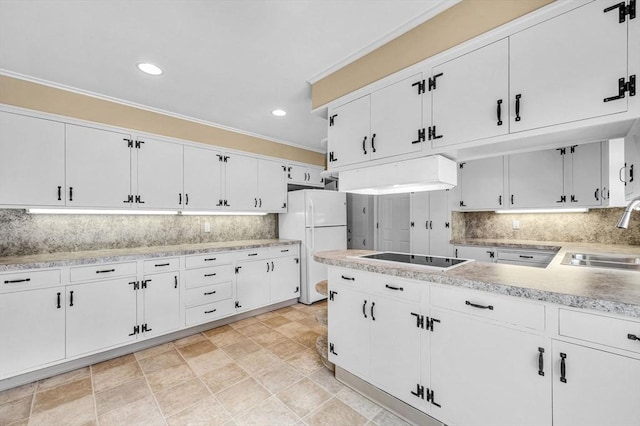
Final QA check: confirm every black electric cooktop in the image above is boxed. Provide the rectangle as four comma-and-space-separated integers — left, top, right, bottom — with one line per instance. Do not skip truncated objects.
358, 252, 472, 271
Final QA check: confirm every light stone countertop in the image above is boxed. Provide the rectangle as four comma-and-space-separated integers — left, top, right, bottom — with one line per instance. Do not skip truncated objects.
314, 241, 640, 319
0, 239, 300, 271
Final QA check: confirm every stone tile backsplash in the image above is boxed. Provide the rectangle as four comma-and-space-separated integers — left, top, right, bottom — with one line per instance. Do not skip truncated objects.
0, 209, 277, 257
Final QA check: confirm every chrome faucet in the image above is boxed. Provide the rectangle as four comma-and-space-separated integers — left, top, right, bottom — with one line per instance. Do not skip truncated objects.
616, 196, 640, 229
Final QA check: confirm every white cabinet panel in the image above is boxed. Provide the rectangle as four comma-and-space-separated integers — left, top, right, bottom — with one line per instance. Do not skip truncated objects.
288, 164, 324, 187
510, 1, 629, 133
459, 156, 505, 210
410, 192, 430, 255
454, 245, 496, 262
270, 256, 300, 302
141, 272, 180, 338
224, 153, 258, 211
327, 96, 370, 168
508, 149, 564, 208
66, 125, 132, 208
183, 146, 223, 211
410, 190, 450, 256
568, 143, 603, 207
136, 137, 184, 209
235, 259, 269, 312
258, 158, 286, 212
347, 193, 374, 250
378, 193, 411, 252
0, 112, 66, 206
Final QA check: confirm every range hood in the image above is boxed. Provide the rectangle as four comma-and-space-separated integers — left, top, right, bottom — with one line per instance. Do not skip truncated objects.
338, 155, 457, 195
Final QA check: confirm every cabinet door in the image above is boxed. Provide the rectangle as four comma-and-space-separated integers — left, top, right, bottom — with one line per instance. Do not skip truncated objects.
0, 287, 65, 378
348, 193, 373, 250
287, 164, 308, 184
369, 296, 421, 407
327, 96, 370, 168
142, 272, 180, 337
459, 156, 505, 210
552, 340, 640, 426
568, 143, 603, 207
327, 284, 369, 379
370, 74, 423, 160
624, 123, 640, 198
258, 159, 287, 212
378, 193, 411, 252
66, 125, 132, 208
224, 153, 257, 211
0, 112, 66, 206
432, 39, 509, 148
235, 260, 269, 311
270, 256, 300, 302
454, 245, 496, 262
430, 308, 551, 426
306, 166, 324, 187
508, 149, 564, 208
183, 145, 223, 210
510, 1, 629, 133
66, 278, 137, 357
428, 190, 451, 257
410, 192, 430, 255
136, 137, 184, 209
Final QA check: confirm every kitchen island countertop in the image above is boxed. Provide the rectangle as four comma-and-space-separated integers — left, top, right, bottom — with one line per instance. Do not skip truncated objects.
314, 241, 640, 319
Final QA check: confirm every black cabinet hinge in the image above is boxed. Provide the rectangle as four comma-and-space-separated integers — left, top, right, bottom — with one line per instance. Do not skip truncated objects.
557, 195, 567, 203
604, 75, 636, 102
410, 312, 424, 329
411, 128, 426, 144
281, 165, 287, 172
217, 154, 224, 162
557, 147, 567, 155
235, 301, 242, 308
603, 0, 635, 23
141, 279, 151, 289
459, 201, 467, 207
411, 383, 425, 399
329, 342, 338, 356
123, 138, 134, 148
235, 266, 242, 274
428, 73, 443, 91
445, 222, 450, 228
223, 155, 230, 162
329, 290, 337, 301
135, 195, 145, 204
412, 80, 426, 95
123, 194, 134, 204
129, 281, 140, 290
459, 162, 466, 169
141, 323, 152, 333
129, 325, 140, 336
329, 114, 338, 127
426, 316, 440, 332
570, 195, 579, 203
426, 388, 441, 408
570, 145, 578, 154
282, 202, 287, 209
135, 140, 145, 149
410, 221, 415, 228
427, 126, 442, 140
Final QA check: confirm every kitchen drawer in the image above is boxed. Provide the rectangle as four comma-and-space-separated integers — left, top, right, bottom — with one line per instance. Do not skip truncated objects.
236, 248, 269, 261
559, 309, 640, 354
185, 299, 235, 326
268, 245, 300, 258
1, 269, 61, 291
431, 285, 545, 331
70, 262, 137, 282
371, 275, 422, 302
143, 257, 180, 273
185, 265, 234, 289
328, 267, 373, 289
497, 249, 556, 264
185, 282, 232, 307
185, 251, 235, 269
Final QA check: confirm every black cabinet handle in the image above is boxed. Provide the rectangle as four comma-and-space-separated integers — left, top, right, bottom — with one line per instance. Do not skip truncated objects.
370, 302, 376, 321
267, 262, 270, 272
155, 263, 170, 267
179, 193, 182, 205
204, 257, 217, 262
630, 164, 635, 182
174, 275, 178, 289
57, 292, 61, 309
341, 275, 355, 281
205, 309, 217, 314
519, 255, 534, 259
362, 300, 368, 318
371, 133, 377, 153
560, 353, 567, 383
538, 347, 545, 376
259, 198, 262, 208
515, 94, 522, 122
248, 253, 258, 257
499, 195, 502, 205
362, 136, 367, 155
204, 273, 217, 277
185, 194, 189, 205
465, 300, 494, 310
385, 284, 404, 291
4, 278, 30, 284
69, 186, 73, 201
57, 186, 62, 201
254, 198, 258, 208
294, 286, 299, 293
595, 188, 600, 201
511, 194, 514, 205
271, 261, 274, 271
69, 290, 74, 307
204, 290, 217, 295
628, 334, 640, 342
96, 269, 115, 274
497, 99, 503, 126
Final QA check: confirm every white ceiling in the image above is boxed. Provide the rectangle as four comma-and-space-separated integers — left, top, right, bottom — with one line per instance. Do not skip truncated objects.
0, 0, 449, 153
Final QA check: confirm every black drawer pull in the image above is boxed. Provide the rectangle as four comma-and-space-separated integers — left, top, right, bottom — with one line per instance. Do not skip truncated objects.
628, 333, 640, 342
341, 275, 355, 281
465, 300, 494, 310
204, 258, 217, 262
281, 249, 289, 253
538, 347, 545, 376
4, 278, 31, 284
560, 353, 567, 383
204, 290, 217, 295
57, 292, 61, 309
205, 309, 217, 314
385, 284, 404, 291
248, 253, 258, 257
204, 273, 217, 277
96, 269, 115, 274
519, 255, 534, 259
155, 263, 170, 267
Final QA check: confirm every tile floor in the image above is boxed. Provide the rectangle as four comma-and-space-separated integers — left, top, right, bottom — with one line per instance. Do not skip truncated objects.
0, 302, 411, 426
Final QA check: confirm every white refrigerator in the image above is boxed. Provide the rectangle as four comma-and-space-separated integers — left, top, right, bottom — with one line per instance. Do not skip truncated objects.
279, 190, 347, 304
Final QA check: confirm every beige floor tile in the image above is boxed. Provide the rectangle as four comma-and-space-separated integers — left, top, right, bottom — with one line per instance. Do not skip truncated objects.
235, 396, 299, 426
305, 397, 367, 426
252, 363, 304, 394
145, 362, 196, 393
203, 324, 233, 337
228, 316, 258, 329
187, 347, 234, 376
276, 322, 311, 339
253, 310, 280, 321
281, 309, 311, 322
166, 395, 231, 426
291, 330, 321, 349
236, 322, 271, 338
276, 378, 331, 418
266, 339, 307, 360
308, 368, 344, 394
33, 377, 92, 413
199, 362, 248, 394
91, 360, 143, 393
28, 394, 96, 426
222, 339, 261, 360
0, 382, 36, 405
215, 378, 270, 416
207, 328, 246, 347
6, 419, 29, 426
236, 349, 281, 376
90, 354, 136, 375
173, 332, 208, 347
0, 394, 32, 425
273, 306, 296, 315
134, 342, 175, 360
137, 348, 185, 374
286, 348, 324, 375
36, 367, 90, 392
248, 329, 289, 347
370, 409, 412, 426
95, 377, 151, 416
154, 378, 211, 417
176, 339, 217, 359
335, 387, 383, 420
297, 316, 322, 330
261, 315, 292, 329
97, 395, 164, 426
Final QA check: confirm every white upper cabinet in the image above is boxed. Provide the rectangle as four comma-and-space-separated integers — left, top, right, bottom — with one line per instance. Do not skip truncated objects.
508, 149, 565, 208
183, 145, 223, 211
66, 124, 132, 208
224, 153, 258, 211
258, 158, 287, 212
623, 120, 640, 199
135, 137, 184, 209
287, 163, 324, 187
510, 0, 630, 132
566, 143, 604, 207
410, 190, 450, 257
431, 39, 509, 148
370, 74, 424, 159
327, 95, 370, 168
0, 112, 66, 206
459, 156, 505, 210
410, 192, 430, 255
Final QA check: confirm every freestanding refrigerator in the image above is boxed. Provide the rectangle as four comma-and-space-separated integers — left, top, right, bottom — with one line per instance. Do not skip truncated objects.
278, 190, 347, 304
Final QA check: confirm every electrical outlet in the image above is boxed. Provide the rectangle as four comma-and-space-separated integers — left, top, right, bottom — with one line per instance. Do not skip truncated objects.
512, 220, 520, 230
204, 222, 211, 233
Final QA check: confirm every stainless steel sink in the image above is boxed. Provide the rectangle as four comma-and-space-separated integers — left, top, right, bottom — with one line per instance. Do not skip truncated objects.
561, 252, 640, 272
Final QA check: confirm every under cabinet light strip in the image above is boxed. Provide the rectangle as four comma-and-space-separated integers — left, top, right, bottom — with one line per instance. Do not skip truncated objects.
495, 208, 589, 214
27, 209, 268, 216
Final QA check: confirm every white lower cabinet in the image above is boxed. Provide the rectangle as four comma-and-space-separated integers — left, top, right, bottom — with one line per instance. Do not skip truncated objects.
140, 272, 180, 337
269, 255, 300, 303
0, 287, 66, 378
235, 259, 271, 312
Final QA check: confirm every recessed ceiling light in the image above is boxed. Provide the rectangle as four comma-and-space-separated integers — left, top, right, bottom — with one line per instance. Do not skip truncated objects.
272, 109, 287, 117
137, 62, 163, 76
